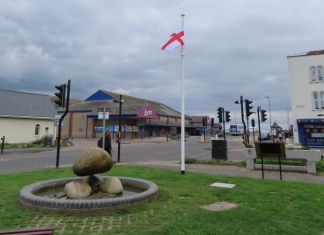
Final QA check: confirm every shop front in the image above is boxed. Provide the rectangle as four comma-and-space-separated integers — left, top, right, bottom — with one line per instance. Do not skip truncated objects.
297, 119, 324, 147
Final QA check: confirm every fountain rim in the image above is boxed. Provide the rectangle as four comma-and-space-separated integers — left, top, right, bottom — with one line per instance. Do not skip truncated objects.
19, 176, 159, 213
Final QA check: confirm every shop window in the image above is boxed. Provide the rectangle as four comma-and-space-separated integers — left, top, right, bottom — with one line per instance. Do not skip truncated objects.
35, 124, 40, 135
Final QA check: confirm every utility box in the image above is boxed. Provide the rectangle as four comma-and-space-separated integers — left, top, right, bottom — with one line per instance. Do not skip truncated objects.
212, 140, 228, 160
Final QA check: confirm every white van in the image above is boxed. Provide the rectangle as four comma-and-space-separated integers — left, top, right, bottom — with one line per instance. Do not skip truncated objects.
269, 130, 277, 138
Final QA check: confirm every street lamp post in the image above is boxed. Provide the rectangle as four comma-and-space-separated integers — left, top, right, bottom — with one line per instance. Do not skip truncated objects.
113, 95, 124, 163
264, 96, 272, 131
285, 107, 290, 130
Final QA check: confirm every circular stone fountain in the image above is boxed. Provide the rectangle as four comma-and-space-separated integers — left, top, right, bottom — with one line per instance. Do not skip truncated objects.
19, 176, 159, 213
19, 147, 159, 213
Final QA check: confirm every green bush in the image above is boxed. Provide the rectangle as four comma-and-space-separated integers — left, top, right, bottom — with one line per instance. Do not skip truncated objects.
316, 160, 324, 173
183, 158, 245, 167
185, 157, 197, 164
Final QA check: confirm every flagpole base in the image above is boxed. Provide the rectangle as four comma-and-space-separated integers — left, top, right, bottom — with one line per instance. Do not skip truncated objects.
181, 170, 185, 175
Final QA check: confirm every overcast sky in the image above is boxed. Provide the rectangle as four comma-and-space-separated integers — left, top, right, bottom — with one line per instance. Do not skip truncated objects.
1, 0, 324, 131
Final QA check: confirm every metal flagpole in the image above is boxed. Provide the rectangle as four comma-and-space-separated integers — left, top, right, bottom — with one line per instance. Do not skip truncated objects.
180, 14, 186, 174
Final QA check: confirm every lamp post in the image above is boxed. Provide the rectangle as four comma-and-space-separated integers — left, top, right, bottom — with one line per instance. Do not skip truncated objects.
264, 96, 271, 130
285, 107, 290, 130
113, 95, 124, 163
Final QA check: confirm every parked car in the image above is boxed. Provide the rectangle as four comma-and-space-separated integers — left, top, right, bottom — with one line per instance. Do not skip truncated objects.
259, 132, 270, 141
215, 130, 224, 137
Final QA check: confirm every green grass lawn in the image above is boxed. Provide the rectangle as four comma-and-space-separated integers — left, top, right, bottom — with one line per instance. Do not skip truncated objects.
1, 165, 324, 235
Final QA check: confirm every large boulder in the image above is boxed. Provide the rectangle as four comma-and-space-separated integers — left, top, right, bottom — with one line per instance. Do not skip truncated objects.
73, 147, 113, 176
64, 181, 92, 199
99, 177, 123, 195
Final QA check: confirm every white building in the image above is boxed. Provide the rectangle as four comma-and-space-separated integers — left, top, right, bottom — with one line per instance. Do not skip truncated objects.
287, 50, 324, 147
0, 89, 57, 143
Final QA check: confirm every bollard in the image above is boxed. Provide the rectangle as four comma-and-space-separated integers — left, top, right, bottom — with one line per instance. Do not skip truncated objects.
1, 136, 5, 154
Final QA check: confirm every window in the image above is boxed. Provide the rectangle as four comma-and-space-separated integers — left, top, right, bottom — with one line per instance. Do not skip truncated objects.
321, 92, 324, 109
310, 66, 316, 82
318, 66, 323, 81
35, 124, 40, 135
313, 92, 319, 109
309, 66, 324, 82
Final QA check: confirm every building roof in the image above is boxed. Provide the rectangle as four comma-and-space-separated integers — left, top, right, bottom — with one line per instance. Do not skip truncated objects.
287, 49, 324, 58
306, 50, 324, 56
0, 89, 57, 118
65, 90, 187, 119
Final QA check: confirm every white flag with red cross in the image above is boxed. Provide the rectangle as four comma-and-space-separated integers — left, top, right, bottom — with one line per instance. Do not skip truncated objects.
160, 25, 185, 53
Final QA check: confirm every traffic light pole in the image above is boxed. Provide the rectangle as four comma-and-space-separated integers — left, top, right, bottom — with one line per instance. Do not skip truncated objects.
56, 79, 71, 168
222, 110, 226, 140
239, 96, 247, 146
244, 99, 253, 145
118, 95, 122, 163
246, 116, 249, 145
204, 117, 206, 142
257, 106, 261, 142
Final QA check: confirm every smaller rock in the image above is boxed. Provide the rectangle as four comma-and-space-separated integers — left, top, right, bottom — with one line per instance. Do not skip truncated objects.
86, 174, 104, 192
99, 177, 123, 195
64, 181, 92, 199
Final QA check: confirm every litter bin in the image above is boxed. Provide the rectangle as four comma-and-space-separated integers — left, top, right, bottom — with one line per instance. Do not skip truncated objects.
212, 140, 228, 160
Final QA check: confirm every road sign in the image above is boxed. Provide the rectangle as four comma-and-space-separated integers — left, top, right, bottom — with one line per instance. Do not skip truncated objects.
54, 115, 64, 126
54, 115, 62, 121
98, 112, 109, 119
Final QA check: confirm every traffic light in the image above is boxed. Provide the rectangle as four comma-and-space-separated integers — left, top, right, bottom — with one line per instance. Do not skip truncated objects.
225, 111, 231, 122
261, 109, 267, 122
54, 84, 66, 108
202, 117, 206, 126
211, 118, 214, 127
245, 99, 253, 117
217, 107, 223, 123
251, 118, 255, 127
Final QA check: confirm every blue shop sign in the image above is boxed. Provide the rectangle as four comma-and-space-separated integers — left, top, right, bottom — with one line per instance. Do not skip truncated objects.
94, 125, 119, 133
297, 119, 324, 123
306, 138, 324, 147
